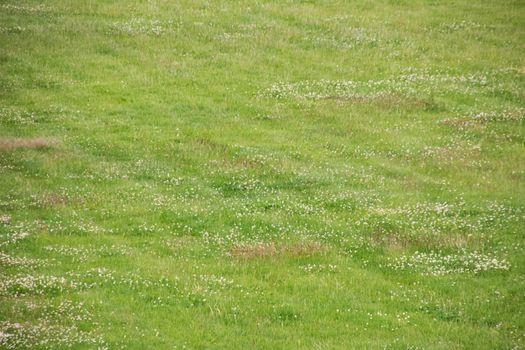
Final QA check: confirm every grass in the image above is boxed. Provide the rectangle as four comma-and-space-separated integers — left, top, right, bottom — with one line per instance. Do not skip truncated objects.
0, 0, 524, 348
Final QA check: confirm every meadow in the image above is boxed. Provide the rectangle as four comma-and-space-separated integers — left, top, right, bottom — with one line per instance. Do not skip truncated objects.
0, 0, 524, 349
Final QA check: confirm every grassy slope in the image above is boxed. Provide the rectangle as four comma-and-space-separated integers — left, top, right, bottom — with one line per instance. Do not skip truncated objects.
0, 0, 524, 349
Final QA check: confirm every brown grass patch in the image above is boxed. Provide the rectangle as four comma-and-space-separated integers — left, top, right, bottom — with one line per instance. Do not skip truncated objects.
441, 118, 483, 128
229, 241, 327, 260
371, 232, 404, 253
0, 137, 56, 150
440, 118, 491, 131
321, 95, 432, 109
441, 109, 523, 129
219, 156, 261, 169
37, 193, 69, 207
231, 157, 261, 168
193, 137, 229, 153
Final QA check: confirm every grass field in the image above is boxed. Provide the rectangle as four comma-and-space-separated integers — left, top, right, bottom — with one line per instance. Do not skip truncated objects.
1, 0, 524, 348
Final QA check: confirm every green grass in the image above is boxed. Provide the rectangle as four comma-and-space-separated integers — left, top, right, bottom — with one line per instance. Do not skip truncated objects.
0, 0, 524, 349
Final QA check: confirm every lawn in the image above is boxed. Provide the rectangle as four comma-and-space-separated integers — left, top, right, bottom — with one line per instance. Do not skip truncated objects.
0, 0, 524, 349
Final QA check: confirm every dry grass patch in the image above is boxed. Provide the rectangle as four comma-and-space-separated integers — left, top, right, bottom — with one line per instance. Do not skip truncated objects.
370, 232, 404, 253
322, 95, 433, 109
231, 156, 262, 169
441, 118, 486, 129
441, 109, 524, 129
229, 241, 327, 260
192, 137, 230, 153
0, 137, 56, 150
37, 194, 70, 207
